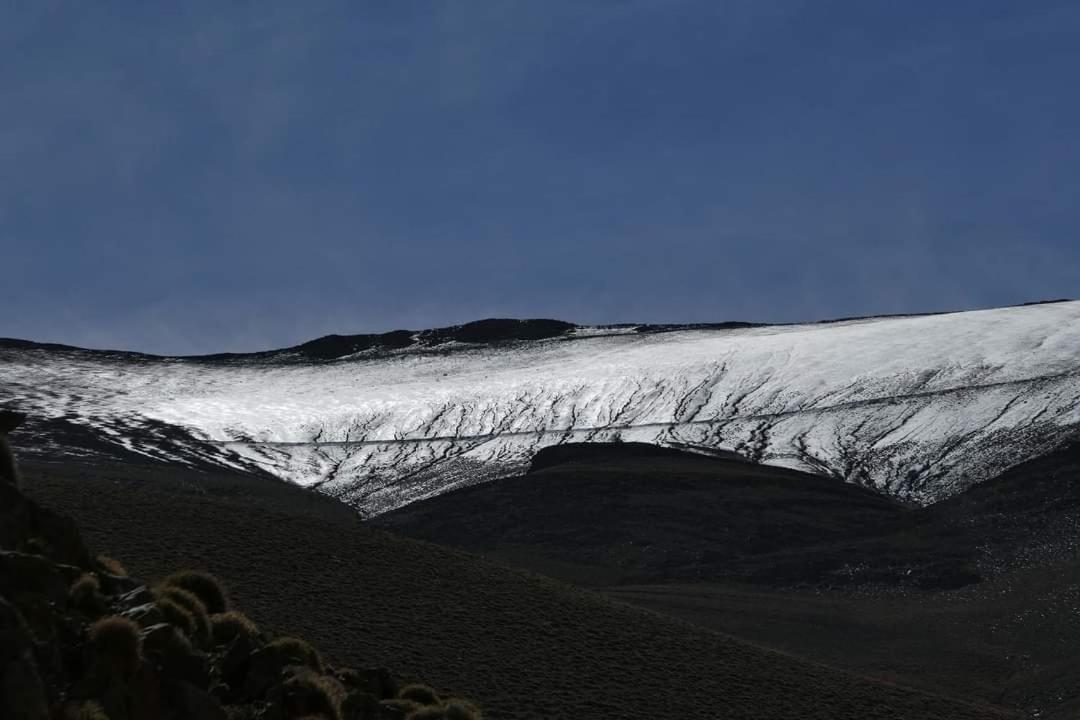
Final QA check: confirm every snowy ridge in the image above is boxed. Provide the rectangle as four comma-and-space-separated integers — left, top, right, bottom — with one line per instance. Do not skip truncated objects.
2, 302, 1079, 515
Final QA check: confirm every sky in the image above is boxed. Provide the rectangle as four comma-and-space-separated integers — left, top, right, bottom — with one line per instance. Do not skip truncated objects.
1, 1, 1078, 355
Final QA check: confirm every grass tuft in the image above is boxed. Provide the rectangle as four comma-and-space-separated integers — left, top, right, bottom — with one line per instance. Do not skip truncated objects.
161, 570, 228, 614
282, 669, 341, 720
156, 596, 197, 639
398, 684, 440, 706
96, 554, 128, 577
69, 573, 106, 616
155, 585, 211, 646
267, 636, 324, 673
443, 699, 481, 720
210, 610, 260, 646
88, 616, 142, 679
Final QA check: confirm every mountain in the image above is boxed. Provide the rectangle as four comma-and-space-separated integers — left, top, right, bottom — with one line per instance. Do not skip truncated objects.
3, 302, 1079, 514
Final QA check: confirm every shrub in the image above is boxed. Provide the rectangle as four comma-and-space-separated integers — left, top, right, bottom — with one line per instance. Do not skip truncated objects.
211, 610, 260, 646
156, 596, 197, 639
282, 669, 341, 720
96, 555, 128, 577
156, 586, 210, 646
88, 616, 142, 679
340, 690, 381, 719
398, 684, 440, 706
145, 622, 195, 658
161, 570, 228, 614
443, 699, 481, 720
267, 637, 324, 673
69, 573, 107, 616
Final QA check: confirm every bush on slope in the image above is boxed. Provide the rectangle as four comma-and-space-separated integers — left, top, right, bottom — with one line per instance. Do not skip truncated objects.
0, 478, 479, 720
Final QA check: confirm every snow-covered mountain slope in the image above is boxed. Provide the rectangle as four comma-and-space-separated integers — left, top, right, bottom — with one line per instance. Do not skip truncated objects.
2, 302, 1079, 515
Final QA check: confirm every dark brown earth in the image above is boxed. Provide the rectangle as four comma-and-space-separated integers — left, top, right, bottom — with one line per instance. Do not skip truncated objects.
373, 443, 976, 589
0, 477, 451, 720
374, 441, 1080, 719
20, 455, 1013, 720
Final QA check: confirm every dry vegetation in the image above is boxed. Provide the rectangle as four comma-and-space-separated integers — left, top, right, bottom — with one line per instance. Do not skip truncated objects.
1, 474, 479, 720
20, 457, 1014, 720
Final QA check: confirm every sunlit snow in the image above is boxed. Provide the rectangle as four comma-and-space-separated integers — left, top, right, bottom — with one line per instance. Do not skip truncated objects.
3, 302, 1079, 515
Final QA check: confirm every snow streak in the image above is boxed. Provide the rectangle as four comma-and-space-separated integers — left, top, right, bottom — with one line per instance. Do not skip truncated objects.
2, 302, 1079, 515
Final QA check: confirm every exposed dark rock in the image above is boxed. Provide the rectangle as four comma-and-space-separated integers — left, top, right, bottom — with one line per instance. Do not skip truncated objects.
123, 602, 165, 629
118, 586, 157, 608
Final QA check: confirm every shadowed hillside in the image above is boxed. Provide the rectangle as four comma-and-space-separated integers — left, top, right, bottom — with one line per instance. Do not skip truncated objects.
373, 443, 978, 589
20, 456, 1011, 720
375, 441, 1080, 718
1, 474, 481, 720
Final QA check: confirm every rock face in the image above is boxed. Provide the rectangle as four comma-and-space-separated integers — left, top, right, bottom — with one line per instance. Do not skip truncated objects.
0, 435, 478, 720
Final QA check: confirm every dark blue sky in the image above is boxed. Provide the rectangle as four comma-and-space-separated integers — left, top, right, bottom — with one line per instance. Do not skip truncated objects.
2, 1, 1078, 354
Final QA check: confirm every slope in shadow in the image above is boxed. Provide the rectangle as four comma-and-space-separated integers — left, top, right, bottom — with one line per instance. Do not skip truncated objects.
20, 456, 1009, 720
372, 442, 978, 589
376, 440, 1080, 718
